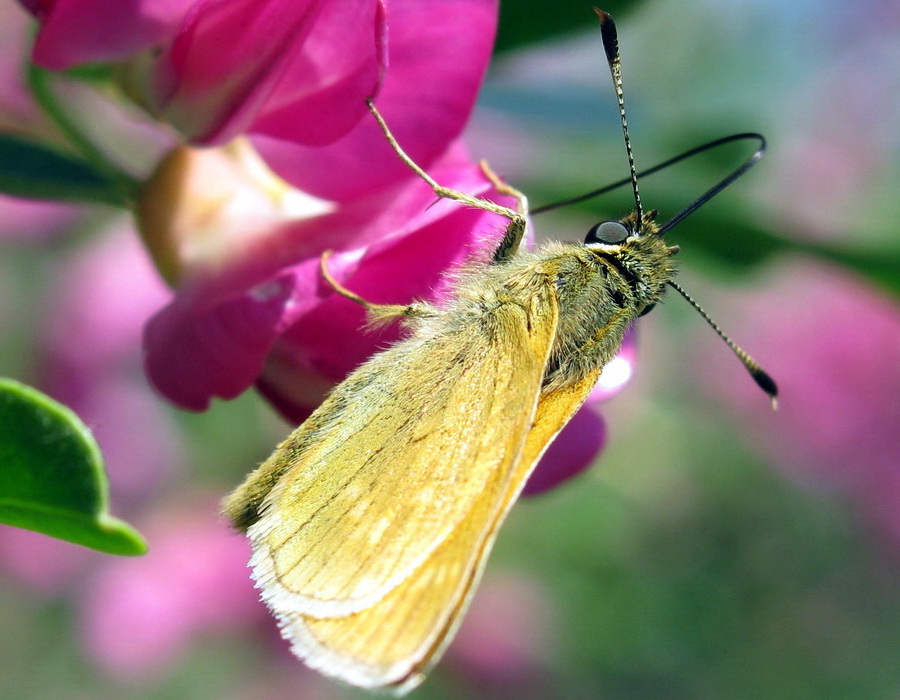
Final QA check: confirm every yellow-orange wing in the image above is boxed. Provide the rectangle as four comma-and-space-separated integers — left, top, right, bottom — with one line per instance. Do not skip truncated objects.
236, 284, 563, 690
285, 363, 606, 693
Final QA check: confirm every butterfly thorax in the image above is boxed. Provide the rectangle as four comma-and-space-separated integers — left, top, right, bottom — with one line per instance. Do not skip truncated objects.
547, 226, 675, 389
444, 220, 676, 391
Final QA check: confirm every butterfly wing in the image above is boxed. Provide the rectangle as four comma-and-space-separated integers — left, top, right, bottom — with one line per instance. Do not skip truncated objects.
283, 362, 607, 693
228, 282, 561, 689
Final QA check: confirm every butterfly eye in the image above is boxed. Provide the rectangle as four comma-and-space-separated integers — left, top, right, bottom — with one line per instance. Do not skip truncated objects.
585, 220, 629, 245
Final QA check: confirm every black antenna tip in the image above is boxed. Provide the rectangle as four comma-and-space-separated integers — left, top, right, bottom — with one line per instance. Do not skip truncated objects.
594, 8, 618, 63
751, 368, 779, 411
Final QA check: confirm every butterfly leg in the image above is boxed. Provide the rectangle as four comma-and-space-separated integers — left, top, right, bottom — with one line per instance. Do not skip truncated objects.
366, 99, 529, 263
477, 159, 529, 262
320, 251, 434, 326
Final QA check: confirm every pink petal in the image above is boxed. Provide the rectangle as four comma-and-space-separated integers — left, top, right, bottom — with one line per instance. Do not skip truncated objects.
248, 0, 388, 146
0, 196, 80, 242
143, 266, 307, 410
448, 574, 553, 680
254, 0, 499, 200
523, 403, 607, 496
81, 494, 261, 681
0, 527, 92, 593
156, 0, 381, 144
28, 0, 189, 70
590, 326, 638, 401
38, 227, 180, 506
699, 261, 900, 545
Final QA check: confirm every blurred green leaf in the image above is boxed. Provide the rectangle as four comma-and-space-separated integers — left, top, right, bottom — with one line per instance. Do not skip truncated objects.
684, 211, 900, 297
680, 215, 786, 267
794, 242, 900, 298
496, 0, 646, 53
0, 134, 125, 205
0, 379, 147, 556
61, 62, 116, 83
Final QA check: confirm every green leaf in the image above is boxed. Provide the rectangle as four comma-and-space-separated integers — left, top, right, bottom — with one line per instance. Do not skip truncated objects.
0, 134, 126, 205
793, 242, 900, 298
0, 379, 147, 556
496, 0, 646, 53
682, 210, 900, 297
60, 62, 116, 84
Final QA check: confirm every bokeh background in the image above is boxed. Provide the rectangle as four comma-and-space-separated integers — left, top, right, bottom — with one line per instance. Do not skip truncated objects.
2, 0, 899, 698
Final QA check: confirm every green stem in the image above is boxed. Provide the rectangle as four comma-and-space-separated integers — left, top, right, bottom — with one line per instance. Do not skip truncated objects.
27, 65, 140, 207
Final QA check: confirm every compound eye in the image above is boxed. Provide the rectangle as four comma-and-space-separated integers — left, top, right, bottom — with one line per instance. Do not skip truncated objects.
585, 220, 629, 245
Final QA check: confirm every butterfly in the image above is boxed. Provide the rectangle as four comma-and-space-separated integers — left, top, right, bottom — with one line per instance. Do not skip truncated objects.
223, 9, 776, 694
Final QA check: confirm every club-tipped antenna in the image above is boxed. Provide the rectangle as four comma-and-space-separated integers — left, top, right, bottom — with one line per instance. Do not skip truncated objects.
595, 8, 642, 224
667, 280, 778, 410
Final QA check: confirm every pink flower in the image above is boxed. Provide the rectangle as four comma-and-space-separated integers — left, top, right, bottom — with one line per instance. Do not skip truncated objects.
23, 0, 190, 69
447, 574, 554, 682
39, 224, 181, 508
138, 138, 620, 490
253, 0, 500, 200
81, 493, 262, 680
141, 135, 625, 492
0, 526, 94, 594
700, 261, 900, 548
24, 0, 385, 145
23, 0, 497, 155
150, 0, 386, 145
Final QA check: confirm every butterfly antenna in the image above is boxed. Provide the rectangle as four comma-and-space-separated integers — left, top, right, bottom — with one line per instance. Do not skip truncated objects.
668, 280, 778, 410
596, 8, 643, 223
658, 135, 766, 235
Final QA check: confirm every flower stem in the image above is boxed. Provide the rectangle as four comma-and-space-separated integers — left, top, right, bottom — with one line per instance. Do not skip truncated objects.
27, 65, 140, 207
